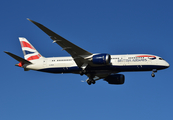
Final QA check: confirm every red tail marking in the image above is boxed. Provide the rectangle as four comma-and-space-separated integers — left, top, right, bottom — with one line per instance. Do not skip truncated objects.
20, 41, 35, 50
27, 54, 40, 61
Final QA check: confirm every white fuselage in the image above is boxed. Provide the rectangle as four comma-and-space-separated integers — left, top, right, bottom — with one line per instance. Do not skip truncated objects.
25, 54, 169, 74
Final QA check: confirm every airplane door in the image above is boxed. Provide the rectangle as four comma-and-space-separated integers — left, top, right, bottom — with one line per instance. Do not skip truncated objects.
43, 59, 47, 68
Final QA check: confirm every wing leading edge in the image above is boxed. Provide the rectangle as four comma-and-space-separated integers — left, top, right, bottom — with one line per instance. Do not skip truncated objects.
27, 19, 92, 67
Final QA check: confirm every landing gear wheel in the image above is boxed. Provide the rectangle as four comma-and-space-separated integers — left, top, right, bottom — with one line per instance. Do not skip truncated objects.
87, 80, 92, 85
91, 80, 96, 84
151, 69, 157, 77
87, 80, 96, 85
151, 73, 155, 77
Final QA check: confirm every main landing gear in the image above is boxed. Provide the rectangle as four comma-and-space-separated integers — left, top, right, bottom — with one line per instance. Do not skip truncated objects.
79, 70, 96, 85
87, 79, 96, 85
151, 69, 157, 77
86, 73, 97, 85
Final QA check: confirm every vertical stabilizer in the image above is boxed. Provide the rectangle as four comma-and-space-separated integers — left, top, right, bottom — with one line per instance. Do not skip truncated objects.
19, 37, 44, 61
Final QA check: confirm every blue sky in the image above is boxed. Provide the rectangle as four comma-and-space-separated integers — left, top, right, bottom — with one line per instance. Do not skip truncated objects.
1, 0, 173, 120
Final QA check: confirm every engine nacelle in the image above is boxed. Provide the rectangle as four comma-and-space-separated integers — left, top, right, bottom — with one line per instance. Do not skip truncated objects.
104, 74, 125, 85
92, 54, 111, 65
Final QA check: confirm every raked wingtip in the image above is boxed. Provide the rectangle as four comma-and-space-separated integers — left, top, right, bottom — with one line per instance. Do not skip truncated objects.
27, 18, 32, 21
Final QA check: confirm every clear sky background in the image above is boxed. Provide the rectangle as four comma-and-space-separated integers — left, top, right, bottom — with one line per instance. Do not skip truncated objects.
0, 0, 173, 120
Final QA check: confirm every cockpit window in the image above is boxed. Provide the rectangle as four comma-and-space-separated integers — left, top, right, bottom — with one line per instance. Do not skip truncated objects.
159, 58, 164, 60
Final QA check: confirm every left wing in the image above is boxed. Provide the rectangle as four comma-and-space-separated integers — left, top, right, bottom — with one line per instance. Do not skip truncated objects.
27, 19, 92, 68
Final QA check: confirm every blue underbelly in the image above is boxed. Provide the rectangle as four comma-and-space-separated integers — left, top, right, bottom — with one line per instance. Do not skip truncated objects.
37, 65, 166, 73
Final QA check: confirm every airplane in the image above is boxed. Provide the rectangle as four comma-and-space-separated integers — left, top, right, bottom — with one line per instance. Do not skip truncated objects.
4, 19, 170, 85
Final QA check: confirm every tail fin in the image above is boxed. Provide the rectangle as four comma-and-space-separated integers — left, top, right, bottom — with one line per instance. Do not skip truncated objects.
19, 37, 44, 61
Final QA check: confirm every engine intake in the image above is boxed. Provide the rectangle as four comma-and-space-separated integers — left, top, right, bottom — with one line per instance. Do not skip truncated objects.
104, 74, 125, 85
92, 54, 111, 65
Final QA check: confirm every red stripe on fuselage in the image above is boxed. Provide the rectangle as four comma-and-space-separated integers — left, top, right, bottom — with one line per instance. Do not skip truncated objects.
136, 55, 156, 58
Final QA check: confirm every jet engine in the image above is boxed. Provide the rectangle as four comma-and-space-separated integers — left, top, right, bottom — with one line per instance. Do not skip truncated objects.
104, 74, 125, 85
92, 54, 111, 65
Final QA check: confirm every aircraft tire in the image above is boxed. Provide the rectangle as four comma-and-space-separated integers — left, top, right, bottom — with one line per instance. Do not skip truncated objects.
91, 80, 96, 84
151, 73, 155, 77
87, 80, 92, 85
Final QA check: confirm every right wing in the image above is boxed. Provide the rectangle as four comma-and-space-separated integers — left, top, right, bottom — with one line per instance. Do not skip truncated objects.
27, 19, 93, 68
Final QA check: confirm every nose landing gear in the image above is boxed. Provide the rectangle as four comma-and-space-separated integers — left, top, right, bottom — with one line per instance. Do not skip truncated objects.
151, 69, 157, 77
151, 73, 155, 77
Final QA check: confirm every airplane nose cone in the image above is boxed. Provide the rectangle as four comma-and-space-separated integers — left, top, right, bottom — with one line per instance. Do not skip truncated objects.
165, 62, 170, 68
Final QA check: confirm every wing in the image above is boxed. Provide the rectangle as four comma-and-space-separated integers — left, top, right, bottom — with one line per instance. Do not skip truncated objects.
28, 19, 92, 67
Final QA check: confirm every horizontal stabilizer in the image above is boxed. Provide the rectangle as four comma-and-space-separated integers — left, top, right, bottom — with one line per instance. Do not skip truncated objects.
4, 51, 32, 64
